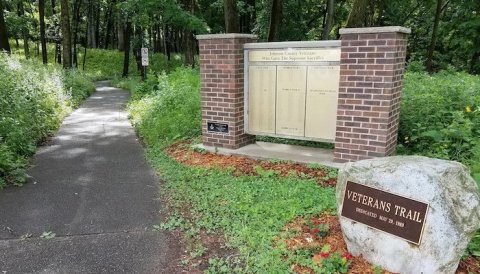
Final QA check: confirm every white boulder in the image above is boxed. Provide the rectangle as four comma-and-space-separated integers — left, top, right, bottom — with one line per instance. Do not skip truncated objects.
336, 156, 480, 274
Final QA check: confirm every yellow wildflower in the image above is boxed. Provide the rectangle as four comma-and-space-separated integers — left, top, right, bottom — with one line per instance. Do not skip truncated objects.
465, 106, 472, 113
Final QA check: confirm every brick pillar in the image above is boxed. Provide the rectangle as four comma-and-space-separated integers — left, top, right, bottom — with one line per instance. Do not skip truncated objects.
334, 27, 410, 162
196, 34, 257, 149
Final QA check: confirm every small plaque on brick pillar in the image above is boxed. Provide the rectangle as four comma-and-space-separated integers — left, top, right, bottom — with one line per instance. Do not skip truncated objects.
207, 122, 229, 134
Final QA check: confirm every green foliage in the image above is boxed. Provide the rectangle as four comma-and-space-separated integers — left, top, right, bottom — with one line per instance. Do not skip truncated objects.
0, 53, 94, 186
126, 67, 201, 146
320, 252, 351, 274
79, 48, 184, 80
399, 71, 480, 175
205, 257, 243, 274
467, 231, 480, 257
40, 231, 56, 240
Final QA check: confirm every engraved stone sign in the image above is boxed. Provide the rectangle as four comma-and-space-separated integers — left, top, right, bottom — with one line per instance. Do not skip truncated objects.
337, 156, 480, 274
341, 181, 428, 245
245, 42, 341, 142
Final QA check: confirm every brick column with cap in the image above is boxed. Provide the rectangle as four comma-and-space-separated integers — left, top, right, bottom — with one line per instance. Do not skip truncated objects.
334, 26, 410, 162
196, 34, 257, 149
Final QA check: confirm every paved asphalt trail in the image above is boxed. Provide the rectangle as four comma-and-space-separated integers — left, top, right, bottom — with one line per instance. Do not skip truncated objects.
0, 82, 182, 273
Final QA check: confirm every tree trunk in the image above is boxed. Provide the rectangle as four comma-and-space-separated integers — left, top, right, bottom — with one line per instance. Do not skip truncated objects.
133, 26, 144, 78
95, 4, 101, 48
52, 0, 62, 64
184, 29, 194, 68
83, 19, 88, 70
72, 0, 82, 67
267, 0, 283, 42
322, 0, 334, 40
224, 0, 239, 33
39, 0, 47, 63
104, 0, 115, 49
470, 50, 480, 74
163, 25, 169, 58
122, 21, 131, 77
0, 0, 11, 53
346, 0, 368, 28
87, 0, 96, 48
17, 1, 30, 58
426, 0, 443, 73
60, 0, 72, 68
116, 12, 124, 51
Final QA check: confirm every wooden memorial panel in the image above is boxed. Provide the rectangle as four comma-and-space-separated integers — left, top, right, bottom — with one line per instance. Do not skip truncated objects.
275, 66, 307, 137
305, 65, 340, 141
248, 66, 277, 134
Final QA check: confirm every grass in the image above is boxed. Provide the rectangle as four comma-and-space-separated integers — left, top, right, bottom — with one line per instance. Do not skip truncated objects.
147, 146, 336, 273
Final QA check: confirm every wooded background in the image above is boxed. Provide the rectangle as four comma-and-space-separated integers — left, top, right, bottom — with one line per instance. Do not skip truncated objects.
0, 0, 479, 75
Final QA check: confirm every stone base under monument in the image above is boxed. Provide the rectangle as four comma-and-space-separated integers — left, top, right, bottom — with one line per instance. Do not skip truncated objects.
194, 141, 342, 169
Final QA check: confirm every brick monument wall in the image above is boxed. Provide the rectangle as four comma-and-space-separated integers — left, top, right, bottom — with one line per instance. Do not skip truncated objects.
196, 34, 257, 149
334, 27, 410, 162
197, 27, 410, 163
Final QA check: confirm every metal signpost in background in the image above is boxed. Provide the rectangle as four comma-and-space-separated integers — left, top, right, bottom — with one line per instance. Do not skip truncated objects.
141, 47, 148, 80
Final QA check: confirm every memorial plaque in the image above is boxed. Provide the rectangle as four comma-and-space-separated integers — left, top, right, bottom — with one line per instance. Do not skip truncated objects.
245, 43, 341, 142
275, 66, 307, 136
305, 66, 340, 141
207, 122, 229, 134
341, 181, 429, 245
249, 49, 340, 62
248, 66, 276, 134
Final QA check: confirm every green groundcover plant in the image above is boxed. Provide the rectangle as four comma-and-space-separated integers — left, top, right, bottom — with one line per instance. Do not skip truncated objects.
0, 53, 95, 187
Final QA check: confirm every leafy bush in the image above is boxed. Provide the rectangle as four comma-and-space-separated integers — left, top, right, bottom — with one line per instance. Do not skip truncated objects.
79, 48, 184, 80
0, 53, 95, 187
126, 67, 201, 146
399, 71, 480, 177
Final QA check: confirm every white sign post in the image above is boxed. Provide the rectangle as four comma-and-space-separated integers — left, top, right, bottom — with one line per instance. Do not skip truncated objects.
141, 47, 148, 80
141, 47, 149, 66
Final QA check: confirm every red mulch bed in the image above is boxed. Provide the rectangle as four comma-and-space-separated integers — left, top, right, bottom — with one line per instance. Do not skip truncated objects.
164, 141, 480, 274
165, 141, 336, 187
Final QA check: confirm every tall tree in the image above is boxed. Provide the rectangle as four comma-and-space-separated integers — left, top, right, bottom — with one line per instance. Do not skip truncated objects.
322, 0, 334, 40
267, 0, 283, 42
52, 0, 62, 64
116, 11, 124, 51
72, 0, 82, 67
104, 0, 116, 49
17, 0, 29, 58
0, 0, 10, 53
183, 0, 195, 67
60, 0, 72, 68
426, 0, 444, 73
87, 0, 97, 47
346, 0, 368, 27
122, 21, 131, 77
39, 0, 47, 63
224, 0, 239, 33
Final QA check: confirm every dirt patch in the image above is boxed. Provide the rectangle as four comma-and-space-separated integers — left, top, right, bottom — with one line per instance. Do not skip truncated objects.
165, 141, 336, 187
164, 141, 479, 273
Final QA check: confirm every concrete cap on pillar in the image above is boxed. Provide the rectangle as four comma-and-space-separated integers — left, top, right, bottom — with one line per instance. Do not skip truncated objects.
196, 33, 258, 40
339, 26, 411, 35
